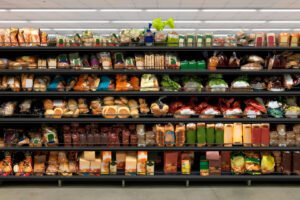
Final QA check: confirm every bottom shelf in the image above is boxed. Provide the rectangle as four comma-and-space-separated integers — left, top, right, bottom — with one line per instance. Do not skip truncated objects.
1, 175, 300, 182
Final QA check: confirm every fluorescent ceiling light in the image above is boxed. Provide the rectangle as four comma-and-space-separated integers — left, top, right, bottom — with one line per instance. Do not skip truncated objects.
30, 20, 109, 23
9, 9, 97, 12
205, 20, 266, 23
175, 21, 202, 23
198, 28, 249, 31
53, 28, 119, 31
146, 9, 199, 12
0, 20, 28, 23
202, 9, 256, 12
259, 9, 300, 12
251, 28, 291, 31
112, 21, 149, 23
269, 21, 300, 24
0, 9, 7, 12
40, 28, 52, 31
100, 9, 142, 12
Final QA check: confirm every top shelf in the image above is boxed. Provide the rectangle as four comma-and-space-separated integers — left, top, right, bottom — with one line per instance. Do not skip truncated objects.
1, 46, 300, 52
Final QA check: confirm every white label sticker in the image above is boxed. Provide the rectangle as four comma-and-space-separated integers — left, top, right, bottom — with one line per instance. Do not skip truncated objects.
8, 77, 14, 85
53, 100, 63, 107
25, 79, 33, 88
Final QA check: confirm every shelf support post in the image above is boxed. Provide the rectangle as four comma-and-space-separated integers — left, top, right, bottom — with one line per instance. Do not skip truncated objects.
247, 180, 251, 186
186, 180, 190, 187
122, 179, 125, 188
58, 179, 62, 187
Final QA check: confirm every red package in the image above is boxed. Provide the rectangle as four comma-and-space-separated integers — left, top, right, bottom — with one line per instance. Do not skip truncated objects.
164, 151, 178, 174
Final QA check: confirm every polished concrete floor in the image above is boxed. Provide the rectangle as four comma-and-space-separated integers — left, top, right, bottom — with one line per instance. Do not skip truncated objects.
0, 182, 299, 200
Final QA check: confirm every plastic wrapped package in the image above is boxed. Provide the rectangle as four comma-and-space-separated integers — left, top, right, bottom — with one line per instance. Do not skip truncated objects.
33, 154, 46, 176
130, 134, 138, 146
245, 152, 261, 175
164, 123, 175, 147
122, 130, 130, 146
186, 123, 196, 146
69, 53, 82, 70
290, 33, 299, 47
175, 124, 185, 147
155, 124, 165, 147
137, 124, 146, 147
261, 153, 275, 174
167, 32, 179, 47
231, 152, 245, 174
145, 131, 155, 146
206, 124, 215, 146
279, 32, 290, 47
42, 126, 58, 147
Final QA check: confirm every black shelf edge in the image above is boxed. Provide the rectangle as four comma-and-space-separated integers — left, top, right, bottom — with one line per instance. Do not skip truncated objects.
0, 118, 297, 124
0, 91, 299, 96
0, 69, 299, 75
1, 46, 300, 52
0, 175, 300, 182
0, 146, 299, 151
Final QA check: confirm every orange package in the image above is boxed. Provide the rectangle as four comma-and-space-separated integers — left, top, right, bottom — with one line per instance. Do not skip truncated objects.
130, 76, 140, 91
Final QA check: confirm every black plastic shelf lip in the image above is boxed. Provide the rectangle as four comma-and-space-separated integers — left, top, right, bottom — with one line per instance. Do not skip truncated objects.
0, 118, 297, 124
1, 146, 299, 151
0, 91, 300, 97
0, 69, 299, 75
0, 175, 300, 182
1, 46, 300, 51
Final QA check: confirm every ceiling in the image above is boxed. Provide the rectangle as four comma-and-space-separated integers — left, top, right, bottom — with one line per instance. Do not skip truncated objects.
1, 0, 300, 33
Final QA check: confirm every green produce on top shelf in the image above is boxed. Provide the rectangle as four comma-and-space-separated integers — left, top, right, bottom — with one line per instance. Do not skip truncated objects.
152, 17, 175, 31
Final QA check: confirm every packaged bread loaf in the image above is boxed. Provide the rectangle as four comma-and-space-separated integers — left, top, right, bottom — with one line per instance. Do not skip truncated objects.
21, 74, 34, 91
175, 123, 186, 147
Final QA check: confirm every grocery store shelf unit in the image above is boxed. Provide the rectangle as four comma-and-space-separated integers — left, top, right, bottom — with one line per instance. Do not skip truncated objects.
0, 91, 300, 96
0, 69, 298, 75
0, 117, 298, 124
0, 146, 299, 151
2, 47, 300, 52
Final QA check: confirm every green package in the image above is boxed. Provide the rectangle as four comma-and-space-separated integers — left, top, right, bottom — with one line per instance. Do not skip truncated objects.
180, 60, 189, 70
215, 123, 224, 146
188, 60, 197, 69
186, 123, 196, 146
196, 60, 206, 70
196, 34, 204, 47
206, 124, 215, 146
186, 34, 195, 47
179, 34, 185, 47
196, 123, 206, 147
167, 32, 179, 47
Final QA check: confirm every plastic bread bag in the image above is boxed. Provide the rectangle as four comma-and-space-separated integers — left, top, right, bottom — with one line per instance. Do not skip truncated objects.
0, 29, 5, 46
9, 28, 19, 46
82, 54, 91, 69
21, 74, 34, 91
90, 54, 100, 69
135, 54, 144, 70
42, 126, 59, 147
69, 53, 82, 69
98, 52, 112, 70
125, 57, 136, 69
31, 28, 40, 46
56, 34, 66, 47
40, 31, 48, 46
186, 33, 195, 47
47, 75, 66, 91
113, 52, 125, 69
97, 76, 115, 91
4, 28, 11, 46
17, 28, 25, 46
33, 76, 50, 92
0, 58, 8, 69
57, 54, 70, 69
261, 152, 275, 174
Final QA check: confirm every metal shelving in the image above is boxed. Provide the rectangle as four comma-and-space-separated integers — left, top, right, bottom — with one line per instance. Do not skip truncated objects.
1, 46, 299, 184
0, 146, 299, 151
1, 46, 300, 52
0, 117, 296, 124
0, 69, 298, 75
0, 91, 299, 96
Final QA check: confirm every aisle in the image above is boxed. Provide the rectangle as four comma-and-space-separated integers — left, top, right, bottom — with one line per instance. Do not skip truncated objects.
0, 184, 299, 200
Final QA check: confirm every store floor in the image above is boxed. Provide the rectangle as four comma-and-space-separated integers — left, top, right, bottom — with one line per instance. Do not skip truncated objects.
0, 182, 299, 200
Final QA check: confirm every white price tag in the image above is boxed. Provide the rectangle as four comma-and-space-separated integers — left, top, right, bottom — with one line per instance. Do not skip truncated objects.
25, 79, 33, 88
53, 100, 63, 107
